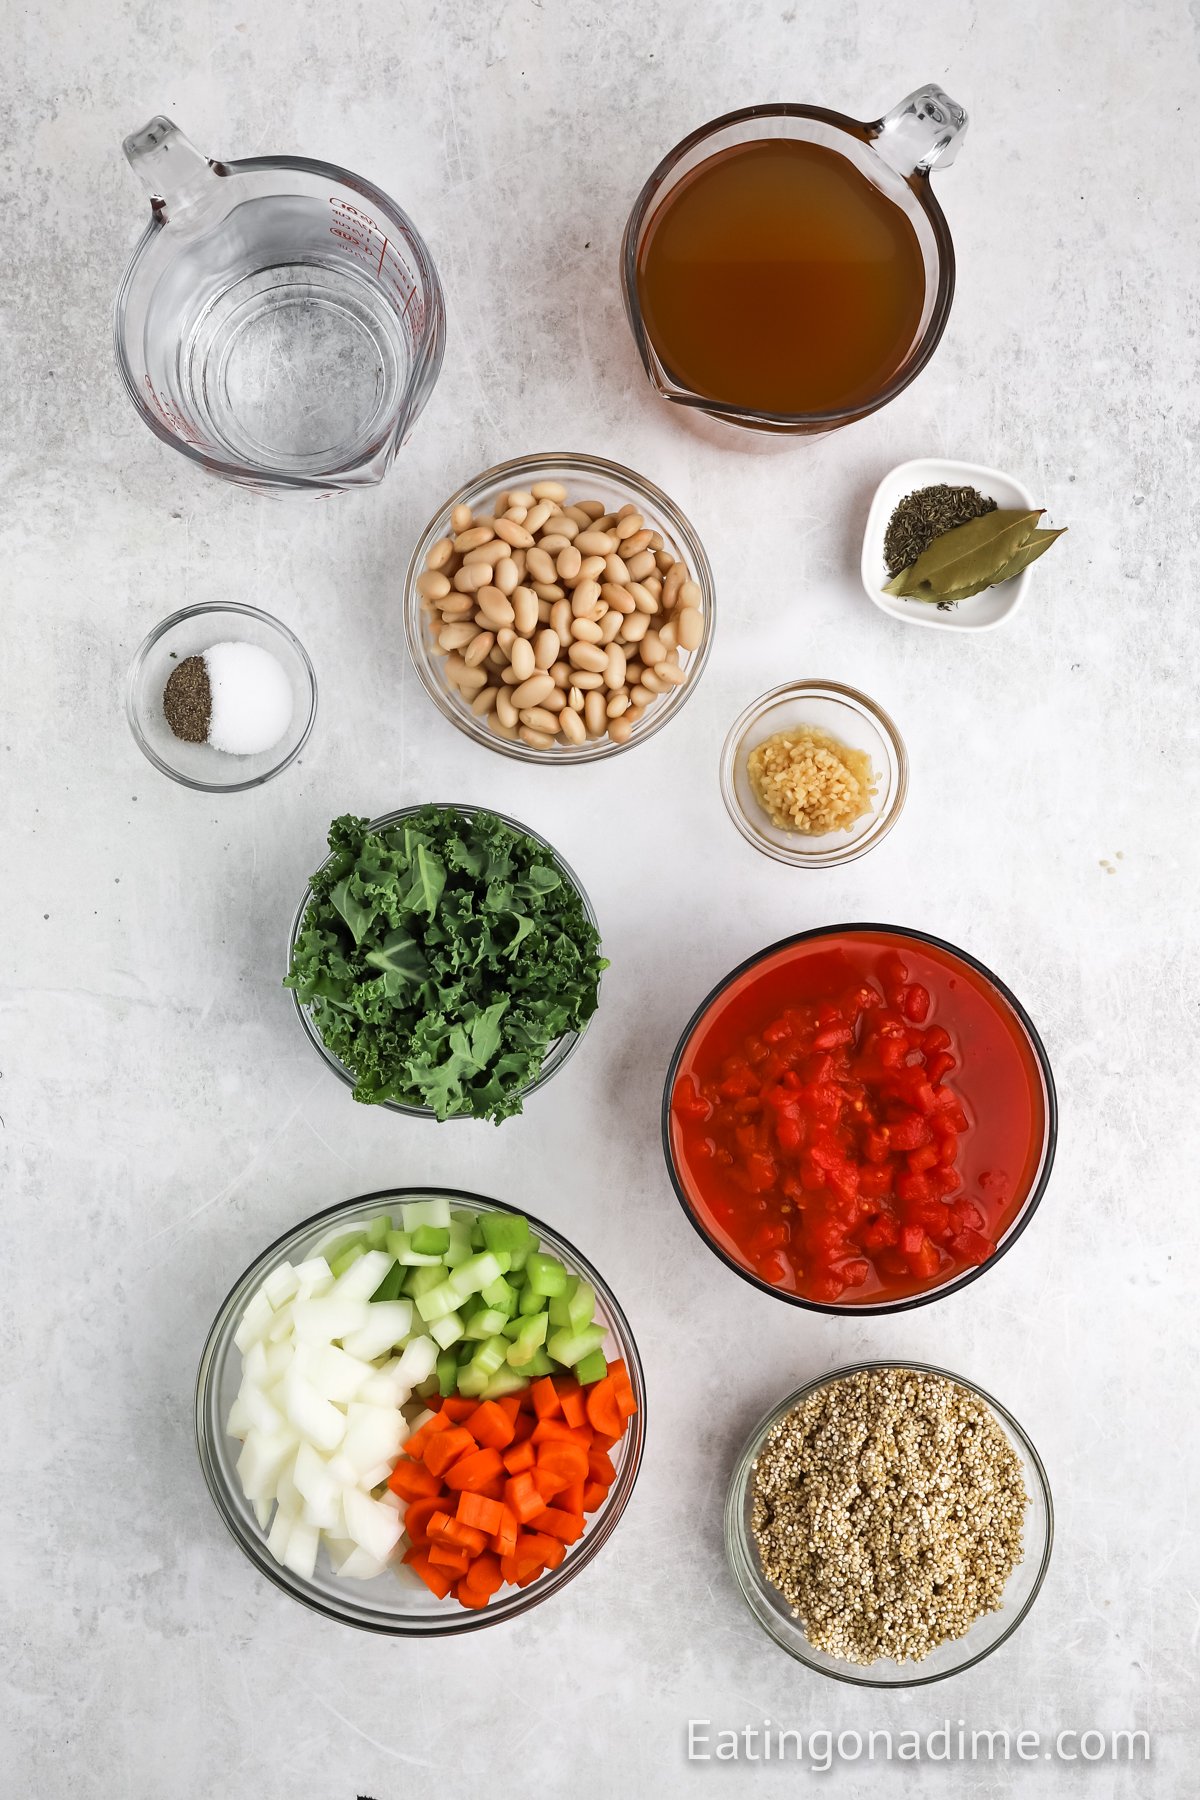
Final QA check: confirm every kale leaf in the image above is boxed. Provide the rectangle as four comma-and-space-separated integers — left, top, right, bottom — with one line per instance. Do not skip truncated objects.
285, 808, 605, 1122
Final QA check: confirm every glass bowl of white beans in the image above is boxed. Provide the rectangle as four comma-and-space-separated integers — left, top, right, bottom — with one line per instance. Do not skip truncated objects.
403, 453, 715, 762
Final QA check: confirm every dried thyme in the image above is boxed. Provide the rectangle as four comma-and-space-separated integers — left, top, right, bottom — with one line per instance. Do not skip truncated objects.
884, 483, 997, 578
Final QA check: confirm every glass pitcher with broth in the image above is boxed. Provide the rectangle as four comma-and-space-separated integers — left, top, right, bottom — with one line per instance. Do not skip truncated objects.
621, 86, 967, 437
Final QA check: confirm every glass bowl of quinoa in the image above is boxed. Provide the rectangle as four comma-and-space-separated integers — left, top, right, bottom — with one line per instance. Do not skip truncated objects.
719, 681, 907, 868
724, 1361, 1053, 1686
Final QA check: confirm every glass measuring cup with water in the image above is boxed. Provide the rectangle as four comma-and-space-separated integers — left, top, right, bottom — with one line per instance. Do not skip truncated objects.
115, 118, 446, 495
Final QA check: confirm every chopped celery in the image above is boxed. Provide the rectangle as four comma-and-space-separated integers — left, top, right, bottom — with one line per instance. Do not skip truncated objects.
470, 1219, 487, 1251
501, 1315, 526, 1341
480, 1213, 531, 1256
469, 1335, 510, 1379
574, 1349, 608, 1386
507, 1265, 528, 1288
566, 1281, 596, 1333
526, 1252, 568, 1298
481, 1275, 518, 1318
364, 1214, 392, 1250
411, 1224, 451, 1256
506, 1312, 548, 1367
329, 1239, 367, 1278
492, 1250, 513, 1275
548, 1275, 579, 1327
459, 1290, 486, 1320
448, 1252, 503, 1300
506, 1239, 533, 1273
415, 1372, 442, 1399
430, 1311, 465, 1349
456, 1366, 489, 1397
400, 1197, 452, 1232
436, 1349, 459, 1397
546, 1323, 606, 1367
519, 1348, 555, 1378
442, 1219, 474, 1268
415, 1280, 462, 1323
518, 1283, 549, 1317
464, 1307, 508, 1341
404, 1264, 447, 1298
481, 1368, 531, 1399
369, 1260, 405, 1304
387, 1230, 442, 1268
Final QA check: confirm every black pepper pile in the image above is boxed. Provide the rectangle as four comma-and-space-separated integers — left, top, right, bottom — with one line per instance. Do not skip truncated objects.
163, 655, 213, 743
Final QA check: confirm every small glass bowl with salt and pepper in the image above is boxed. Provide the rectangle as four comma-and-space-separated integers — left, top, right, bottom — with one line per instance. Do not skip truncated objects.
126, 602, 317, 791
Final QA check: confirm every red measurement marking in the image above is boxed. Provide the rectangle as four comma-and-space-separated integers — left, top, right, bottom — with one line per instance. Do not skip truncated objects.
377, 234, 389, 275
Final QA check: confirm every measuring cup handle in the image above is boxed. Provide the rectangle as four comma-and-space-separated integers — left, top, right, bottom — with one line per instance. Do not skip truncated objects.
869, 86, 968, 177
122, 116, 226, 222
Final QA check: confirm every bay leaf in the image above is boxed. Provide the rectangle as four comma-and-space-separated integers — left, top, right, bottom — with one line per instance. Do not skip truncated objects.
925, 527, 1068, 603
883, 508, 1044, 598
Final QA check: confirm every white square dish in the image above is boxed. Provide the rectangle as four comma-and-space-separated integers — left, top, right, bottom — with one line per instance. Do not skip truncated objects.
861, 458, 1039, 632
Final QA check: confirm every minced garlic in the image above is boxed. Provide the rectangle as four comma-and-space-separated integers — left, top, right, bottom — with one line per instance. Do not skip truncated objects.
747, 726, 876, 835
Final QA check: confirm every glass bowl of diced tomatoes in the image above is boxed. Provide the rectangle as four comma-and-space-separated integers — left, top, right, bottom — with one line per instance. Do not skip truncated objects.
196, 1188, 645, 1633
663, 927, 1057, 1314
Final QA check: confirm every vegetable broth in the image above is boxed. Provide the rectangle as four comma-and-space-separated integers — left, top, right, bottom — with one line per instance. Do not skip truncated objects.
636, 139, 926, 415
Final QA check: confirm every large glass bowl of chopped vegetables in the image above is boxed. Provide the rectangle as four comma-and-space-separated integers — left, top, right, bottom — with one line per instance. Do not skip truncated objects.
286, 805, 606, 1121
724, 1361, 1053, 1686
196, 1187, 646, 1634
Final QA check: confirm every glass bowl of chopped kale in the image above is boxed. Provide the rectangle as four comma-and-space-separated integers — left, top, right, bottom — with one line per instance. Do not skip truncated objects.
285, 806, 605, 1122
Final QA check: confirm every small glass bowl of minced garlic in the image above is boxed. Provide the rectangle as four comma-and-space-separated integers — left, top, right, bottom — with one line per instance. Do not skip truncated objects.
126, 603, 317, 792
720, 681, 908, 868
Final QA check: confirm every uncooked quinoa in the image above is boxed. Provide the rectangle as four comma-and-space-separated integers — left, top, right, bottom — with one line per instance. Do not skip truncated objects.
750, 1367, 1028, 1665
747, 726, 875, 835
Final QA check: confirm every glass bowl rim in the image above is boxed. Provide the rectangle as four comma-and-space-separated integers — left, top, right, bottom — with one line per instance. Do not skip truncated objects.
619, 101, 956, 429
287, 802, 602, 1118
660, 922, 1058, 1315
719, 678, 909, 867
195, 1185, 647, 1636
402, 450, 716, 766
125, 600, 318, 792
723, 1357, 1054, 1686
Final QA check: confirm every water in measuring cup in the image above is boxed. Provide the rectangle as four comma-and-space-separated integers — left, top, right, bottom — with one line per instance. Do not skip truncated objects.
145, 195, 412, 474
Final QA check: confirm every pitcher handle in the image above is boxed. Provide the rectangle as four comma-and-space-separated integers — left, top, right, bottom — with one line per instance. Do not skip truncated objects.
868, 86, 968, 177
123, 116, 227, 222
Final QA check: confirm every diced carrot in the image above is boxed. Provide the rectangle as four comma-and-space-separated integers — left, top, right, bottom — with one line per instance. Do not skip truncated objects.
532, 1466, 569, 1501
591, 1430, 620, 1454
587, 1446, 616, 1487
531, 1419, 591, 1449
404, 1550, 453, 1599
425, 1508, 455, 1542
456, 1491, 504, 1535
441, 1518, 489, 1554
582, 1480, 609, 1512
530, 1376, 561, 1420
496, 1394, 523, 1423
401, 1497, 443, 1545
585, 1377, 623, 1439
467, 1551, 504, 1597
455, 1586, 491, 1609
505, 1471, 544, 1524
444, 1447, 505, 1493
386, 1457, 442, 1501
558, 1479, 586, 1515
536, 1440, 590, 1486
472, 1474, 507, 1501
521, 1529, 567, 1568
529, 1505, 584, 1544
491, 1504, 518, 1558
402, 1411, 453, 1459
517, 1386, 538, 1414
612, 1375, 637, 1420
428, 1543, 471, 1576
423, 1427, 476, 1478
502, 1439, 536, 1475
500, 1549, 544, 1585
553, 1377, 587, 1430
464, 1401, 516, 1449
606, 1358, 630, 1383
440, 1396, 479, 1422
509, 1410, 536, 1444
